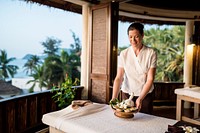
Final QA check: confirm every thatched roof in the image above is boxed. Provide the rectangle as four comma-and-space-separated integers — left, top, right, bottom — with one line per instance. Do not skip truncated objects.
24, 0, 82, 14
0, 80, 22, 96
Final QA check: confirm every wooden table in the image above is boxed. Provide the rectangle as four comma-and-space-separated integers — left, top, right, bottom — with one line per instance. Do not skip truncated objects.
175, 87, 200, 125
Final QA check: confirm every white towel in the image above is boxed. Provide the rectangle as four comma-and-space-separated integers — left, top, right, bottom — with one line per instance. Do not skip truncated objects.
54, 103, 107, 130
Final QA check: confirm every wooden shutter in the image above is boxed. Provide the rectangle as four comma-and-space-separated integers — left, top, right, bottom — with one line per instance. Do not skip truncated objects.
89, 2, 118, 103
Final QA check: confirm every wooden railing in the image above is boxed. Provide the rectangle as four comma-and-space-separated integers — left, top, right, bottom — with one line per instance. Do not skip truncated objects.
0, 86, 83, 133
153, 82, 185, 106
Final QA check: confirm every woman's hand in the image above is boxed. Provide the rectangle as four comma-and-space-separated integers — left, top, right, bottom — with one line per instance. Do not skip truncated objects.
136, 98, 142, 112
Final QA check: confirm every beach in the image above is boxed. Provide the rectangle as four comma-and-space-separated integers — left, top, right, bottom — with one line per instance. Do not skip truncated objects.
10, 58, 47, 92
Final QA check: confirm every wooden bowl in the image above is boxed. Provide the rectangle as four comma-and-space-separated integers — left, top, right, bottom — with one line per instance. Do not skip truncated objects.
114, 110, 134, 118
111, 105, 138, 118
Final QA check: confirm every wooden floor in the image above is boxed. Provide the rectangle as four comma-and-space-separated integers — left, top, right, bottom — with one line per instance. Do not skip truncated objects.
152, 106, 177, 119
152, 106, 194, 120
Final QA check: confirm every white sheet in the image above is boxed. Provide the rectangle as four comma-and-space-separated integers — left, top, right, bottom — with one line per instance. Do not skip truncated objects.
42, 103, 177, 133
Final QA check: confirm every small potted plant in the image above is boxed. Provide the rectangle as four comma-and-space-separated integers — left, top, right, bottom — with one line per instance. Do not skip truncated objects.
51, 76, 80, 109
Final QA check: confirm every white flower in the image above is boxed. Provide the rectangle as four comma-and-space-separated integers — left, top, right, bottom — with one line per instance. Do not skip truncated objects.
179, 126, 200, 133
124, 99, 134, 107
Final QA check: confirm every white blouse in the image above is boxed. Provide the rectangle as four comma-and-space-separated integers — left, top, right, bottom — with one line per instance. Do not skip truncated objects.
118, 45, 157, 96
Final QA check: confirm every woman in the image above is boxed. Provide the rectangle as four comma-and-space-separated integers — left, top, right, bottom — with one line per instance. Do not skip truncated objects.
111, 22, 157, 114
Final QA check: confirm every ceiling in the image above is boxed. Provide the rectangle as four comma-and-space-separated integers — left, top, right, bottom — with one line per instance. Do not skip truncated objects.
26, 0, 200, 12
124, 0, 200, 11
84, 0, 200, 11
26, 0, 200, 24
83, 0, 200, 25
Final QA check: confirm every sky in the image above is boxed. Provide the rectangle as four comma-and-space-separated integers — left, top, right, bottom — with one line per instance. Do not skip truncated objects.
0, 0, 132, 59
0, 0, 166, 59
0, 0, 83, 58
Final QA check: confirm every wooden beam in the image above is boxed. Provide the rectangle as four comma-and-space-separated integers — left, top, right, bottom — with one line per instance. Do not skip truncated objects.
119, 3, 200, 21
63, 0, 89, 5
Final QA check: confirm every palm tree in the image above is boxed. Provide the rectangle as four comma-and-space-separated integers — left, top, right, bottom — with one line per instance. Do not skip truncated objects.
27, 65, 47, 92
68, 53, 81, 82
0, 50, 19, 80
143, 25, 185, 82
70, 30, 81, 54
60, 50, 71, 77
69, 31, 81, 82
43, 56, 65, 88
27, 33, 82, 91
23, 55, 41, 75
41, 37, 61, 56
162, 26, 185, 81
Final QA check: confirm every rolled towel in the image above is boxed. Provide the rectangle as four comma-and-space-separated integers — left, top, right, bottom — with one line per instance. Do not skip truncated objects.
71, 100, 93, 110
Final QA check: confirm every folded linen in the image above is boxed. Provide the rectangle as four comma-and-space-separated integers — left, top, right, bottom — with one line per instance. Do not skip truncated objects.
54, 103, 107, 130
71, 100, 93, 110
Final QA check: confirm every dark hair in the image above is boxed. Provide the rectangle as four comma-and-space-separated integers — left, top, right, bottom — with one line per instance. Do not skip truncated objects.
127, 22, 144, 35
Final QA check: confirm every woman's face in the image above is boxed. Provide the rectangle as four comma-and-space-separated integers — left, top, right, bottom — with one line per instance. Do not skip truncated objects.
128, 29, 143, 48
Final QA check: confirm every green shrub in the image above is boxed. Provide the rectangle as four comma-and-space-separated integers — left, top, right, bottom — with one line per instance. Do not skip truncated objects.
51, 77, 79, 109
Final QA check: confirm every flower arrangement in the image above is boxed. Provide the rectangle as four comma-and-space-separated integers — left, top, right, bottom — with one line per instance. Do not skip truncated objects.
167, 124, 200, 133
179, 126, 199, 133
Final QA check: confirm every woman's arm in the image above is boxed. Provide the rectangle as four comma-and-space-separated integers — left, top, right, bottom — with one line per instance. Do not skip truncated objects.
111, 67, 124, 100
136, 67, 156, 109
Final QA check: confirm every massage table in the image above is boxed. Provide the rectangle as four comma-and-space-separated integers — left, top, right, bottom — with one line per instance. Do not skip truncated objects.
42, 103, 177, 133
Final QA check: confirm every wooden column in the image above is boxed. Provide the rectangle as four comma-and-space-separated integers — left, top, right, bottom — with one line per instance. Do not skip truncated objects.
184, 20, 194, 86
193, 21, 200, 86
81, 4, 90, 99
184, 21, 194, 108
89, 2, 118, 103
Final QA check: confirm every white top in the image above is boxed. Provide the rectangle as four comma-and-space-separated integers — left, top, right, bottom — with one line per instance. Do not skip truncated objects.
42, 103, 177, 133
119, 45, 157, 96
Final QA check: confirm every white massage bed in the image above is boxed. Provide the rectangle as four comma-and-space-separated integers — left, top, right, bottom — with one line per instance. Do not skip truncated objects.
42, 103, 177, 133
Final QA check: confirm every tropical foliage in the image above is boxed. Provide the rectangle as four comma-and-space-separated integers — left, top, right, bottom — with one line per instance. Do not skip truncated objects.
144, 25, 185, 82
26, 31, 81, 91
41, 37, 61, 56
23, 55, 41, 75
43, 55, 65, 88
68, 31, 81, 81
26, 65, 47, 92
51, 77, 80, 109
0, 50, 19, 81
